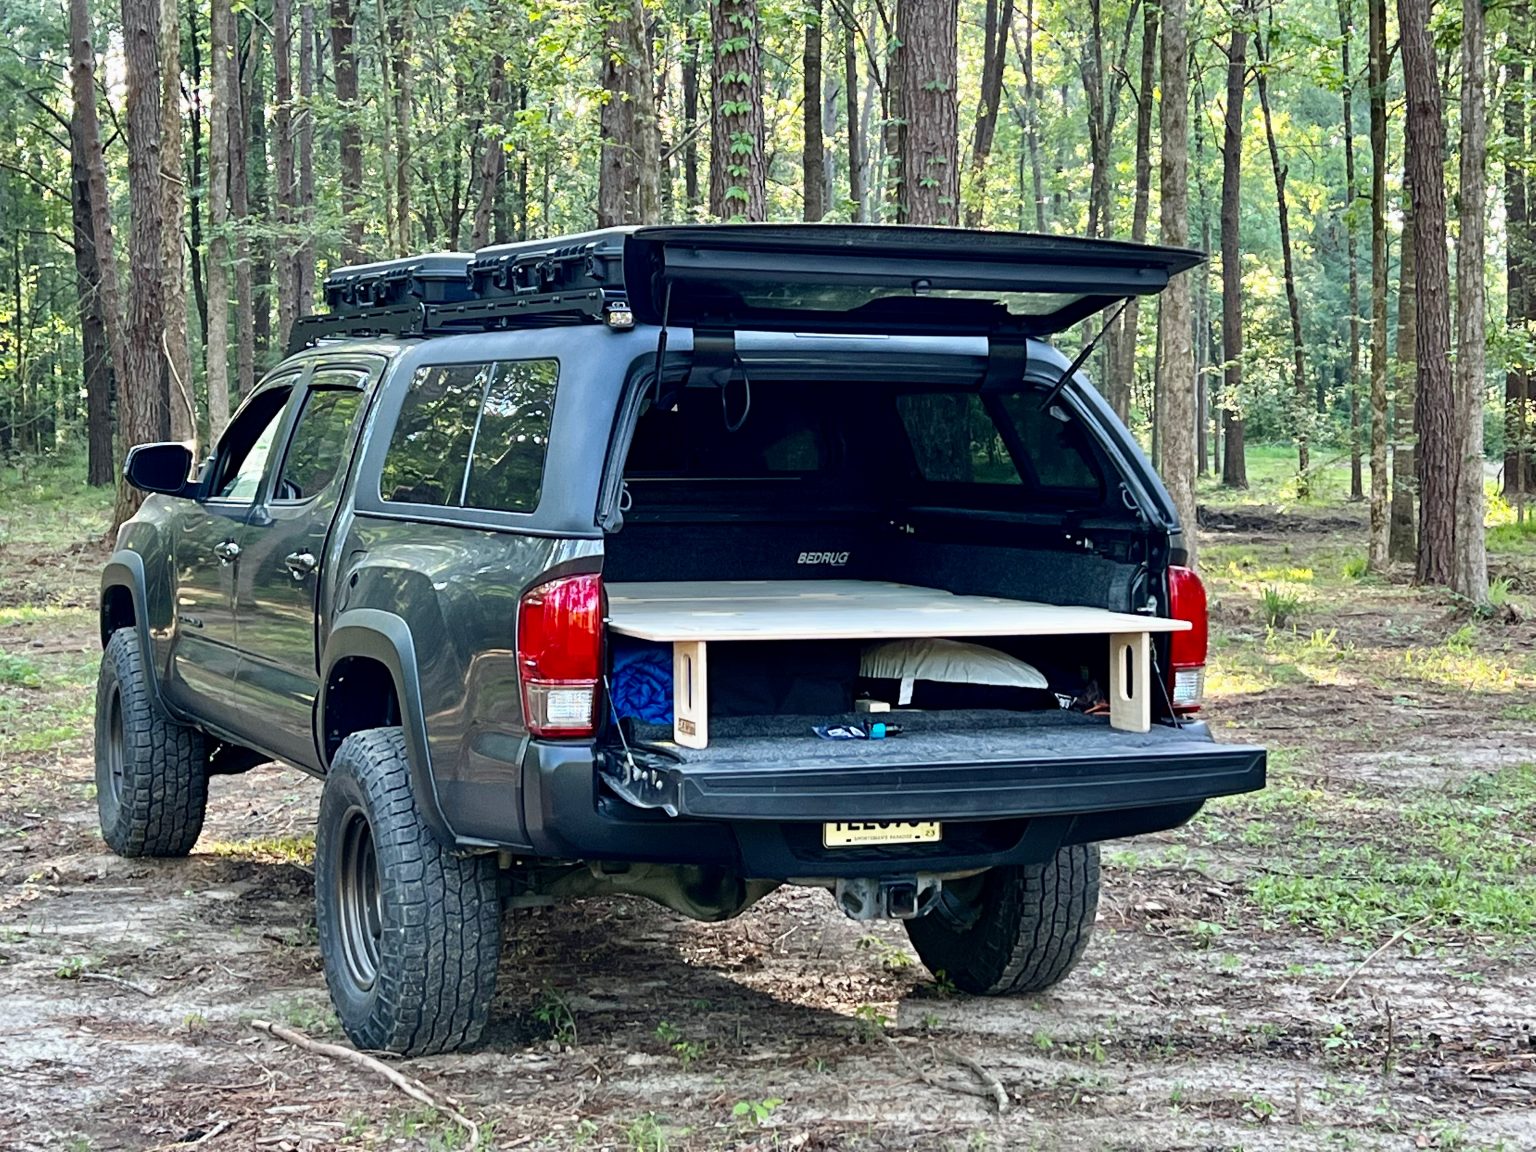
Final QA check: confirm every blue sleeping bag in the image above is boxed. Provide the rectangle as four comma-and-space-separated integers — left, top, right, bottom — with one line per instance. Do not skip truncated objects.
609, 642, 673, 726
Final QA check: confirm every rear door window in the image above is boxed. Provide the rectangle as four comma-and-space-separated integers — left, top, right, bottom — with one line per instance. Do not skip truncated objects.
380, 359, 558, 513
273, 379, 366, 503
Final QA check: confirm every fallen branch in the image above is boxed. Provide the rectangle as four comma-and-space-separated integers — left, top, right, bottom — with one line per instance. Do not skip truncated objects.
939, 1046, 1010, 1113
1327, 916, 1432, 1001
249, 1020, 479, 1149
879, 1033, 1001, 1110
78, 971, 157, 997
146, 1117, 237, 1150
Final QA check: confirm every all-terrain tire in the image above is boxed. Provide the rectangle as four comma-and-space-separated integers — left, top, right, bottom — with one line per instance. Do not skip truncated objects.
904, 843, 1100, 995
315, 727, 502, 1056
95, 628, 207, 857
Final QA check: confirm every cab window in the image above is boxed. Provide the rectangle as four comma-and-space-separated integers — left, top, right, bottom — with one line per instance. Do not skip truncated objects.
273, 373, 367, 502
210, 384, 295, 501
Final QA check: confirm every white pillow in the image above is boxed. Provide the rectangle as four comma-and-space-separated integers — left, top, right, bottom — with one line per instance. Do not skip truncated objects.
860, 638, 1048, 706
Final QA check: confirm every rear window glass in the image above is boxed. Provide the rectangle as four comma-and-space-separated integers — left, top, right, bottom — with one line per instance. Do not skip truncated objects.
380, 359, 557, 512
896, 391, 1101, 492
625, 385, 836, 479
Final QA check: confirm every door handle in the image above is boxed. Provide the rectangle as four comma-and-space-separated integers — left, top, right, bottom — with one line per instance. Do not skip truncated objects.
213, 540, 241, 563
284, 551, 318, 579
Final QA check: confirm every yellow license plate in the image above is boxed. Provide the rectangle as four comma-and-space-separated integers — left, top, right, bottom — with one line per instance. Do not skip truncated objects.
823, 821, 942, 847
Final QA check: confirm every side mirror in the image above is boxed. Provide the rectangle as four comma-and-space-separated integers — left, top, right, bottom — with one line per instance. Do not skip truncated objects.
123, 442, 197, 497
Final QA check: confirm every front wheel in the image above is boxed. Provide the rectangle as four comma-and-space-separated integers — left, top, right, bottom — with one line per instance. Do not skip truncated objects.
904, 844, 1100, 996
95, 629, 207, 857
315, 728, 502, 1056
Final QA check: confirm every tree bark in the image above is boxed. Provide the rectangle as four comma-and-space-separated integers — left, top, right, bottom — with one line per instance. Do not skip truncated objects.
1506, 3, 1532, 513
471, 55, 506, 248
710, 0, 766, 220
1157, 0, 1197, 566
388, 0, 412, 252
207, 0, 232, 438
187, 0, 206, 342
1255, 28, 1309, 498
114, 0, 171, 528
894, 0, 959, 225
1082, 0, 1110, 238
598, 0, 662, 227
1219, 5, 1247, 489
1452, 0, 1488, 600
843, 12, 864, 220
330, 0, 364, 262
1366, 0, 1390, 567
67, 24, 118, 488
160, 0, 193, 445
1399, 0, 1454, 586
1338, 0, 1362, 501
803, 0, 826, 220
1023, 0, 1045, 231
231, 10, 254, 399
1107, 0, 1158, 425
297, 0, 316, 319
274, 0, 297, 347
963, 0, 1014, 228
1389, 163, 1418, 561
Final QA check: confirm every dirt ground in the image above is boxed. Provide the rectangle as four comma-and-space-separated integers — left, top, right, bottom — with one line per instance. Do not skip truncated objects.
4, 493, 1536, 1151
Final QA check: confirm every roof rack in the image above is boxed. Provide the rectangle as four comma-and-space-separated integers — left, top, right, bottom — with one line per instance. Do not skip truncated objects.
286, 230, 639, 355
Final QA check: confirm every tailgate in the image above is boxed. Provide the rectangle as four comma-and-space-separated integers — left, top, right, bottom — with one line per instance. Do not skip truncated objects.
602, 711, 1264, 822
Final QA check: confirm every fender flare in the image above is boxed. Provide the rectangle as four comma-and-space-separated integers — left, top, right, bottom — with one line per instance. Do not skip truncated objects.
100, 550, 172, 715
318, 609, 456, 846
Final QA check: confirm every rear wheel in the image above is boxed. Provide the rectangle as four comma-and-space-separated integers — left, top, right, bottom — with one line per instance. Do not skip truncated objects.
904, 844, 1100, 995
315, 727, 502, 1056
94, 629, 207, 857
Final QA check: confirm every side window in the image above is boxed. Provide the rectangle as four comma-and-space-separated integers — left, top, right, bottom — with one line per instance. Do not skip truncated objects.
380, 359, 558, 513
274, 380, 366, 502
995, 392, 1102, 491
212, 384, 295, 501
896, 393, 1021, 486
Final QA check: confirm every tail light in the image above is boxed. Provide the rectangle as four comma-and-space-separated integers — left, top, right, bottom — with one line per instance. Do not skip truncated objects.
517, 574, 603, 738
1166, 565, 1208, 713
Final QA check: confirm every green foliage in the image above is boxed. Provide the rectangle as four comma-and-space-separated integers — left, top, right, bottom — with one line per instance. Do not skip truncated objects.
1260, 584, 1305, 629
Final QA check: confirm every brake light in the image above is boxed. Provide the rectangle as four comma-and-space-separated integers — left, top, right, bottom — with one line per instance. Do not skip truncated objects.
517, 574, 603, 738
1166, 565, 1208, 713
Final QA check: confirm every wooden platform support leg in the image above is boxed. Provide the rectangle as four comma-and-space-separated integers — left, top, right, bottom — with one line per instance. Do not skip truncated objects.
673, 640, 709, 749
1108, 631, 1151, 733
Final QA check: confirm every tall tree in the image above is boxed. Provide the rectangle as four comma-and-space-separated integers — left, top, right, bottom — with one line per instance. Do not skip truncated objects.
297, 0, 316, 317
1399, 0, 1454, 585
387, 0, 412, 252
803, 0, 826, 220
1219, 2, 1247, 489
1255, 25, 1310, 498
160, 0, 193, 445
1157, 0, 1197, 566
1452, 0, 1489, 600
1506, 4, 1532, 514
114, 0, 171, 528
710, 0, 766, 220
1107, 0, 1158, 424
1389, 165, 1418, 561
207, 0, 232, 437
1337, 0, 1362, 501
682, 0, 702, 213
231, 12, 255, 398
330, 0, 364, 262
68, 0, 121, 487
471, 56, 507, 247
841, 9, 864, 220
964, 0, 1014, 227
1366, 0, 1389, 567
599, 0, 662, 226
895, 0, 959, 224
274, 0, 298, 346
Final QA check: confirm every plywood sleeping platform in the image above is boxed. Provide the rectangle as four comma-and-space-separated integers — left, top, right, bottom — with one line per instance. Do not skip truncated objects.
605, 580, 1190, 749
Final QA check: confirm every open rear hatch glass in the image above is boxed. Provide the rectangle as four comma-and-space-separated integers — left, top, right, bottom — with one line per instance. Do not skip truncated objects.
623, 224, 1204, 336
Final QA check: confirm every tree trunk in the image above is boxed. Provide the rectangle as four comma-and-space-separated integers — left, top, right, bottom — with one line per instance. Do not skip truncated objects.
1023, 0, 1045, 230
471, 56, 506, 247
114, 0, 171, 528
297, 0, 315, 320
231, 10, 254, 399
246, 32, 271, 371
1366, 0, 1390, 567
1082, 0, 1110, 238
1219, 6, 1247, 489
388, 0, 411, 251
1255, 29, 1309, 498
207, 0, 232, 439
1452, 0, 1488, 600
274, 0, 297, 347
598, 0, 662, 227
1195, 103, 1212, 476
964, 0, 1014, 227
160, 0, 193, 445
1389, 163, 1418, 561
895, 0, 959, 225
1157, 0, 1197, 566
1338, 0, 1362, 501
710, 0, 766, 220
330, 0, 364, 262
843, 13, 864, 221
683, 0, 701, 213
1399, 0, 1454, 585
803, 0, 826, 220
1506, 3, 1532, 513
68, 44, 117, 488
187, 0, 206, 343
1107, 0, 1158, 425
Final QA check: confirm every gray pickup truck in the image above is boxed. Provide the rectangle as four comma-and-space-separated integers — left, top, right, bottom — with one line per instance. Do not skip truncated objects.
97, 225, 1264, 1056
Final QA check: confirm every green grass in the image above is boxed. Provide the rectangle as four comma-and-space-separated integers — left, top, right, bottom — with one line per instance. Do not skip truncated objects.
0, 452, 113, 553
1197, 443, 1359, 506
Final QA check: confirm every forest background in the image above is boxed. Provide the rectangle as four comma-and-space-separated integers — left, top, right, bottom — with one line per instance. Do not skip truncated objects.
1, 0, 1534, 595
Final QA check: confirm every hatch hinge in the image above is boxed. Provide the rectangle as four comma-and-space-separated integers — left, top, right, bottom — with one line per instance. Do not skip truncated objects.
981, 332, 1031, 391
